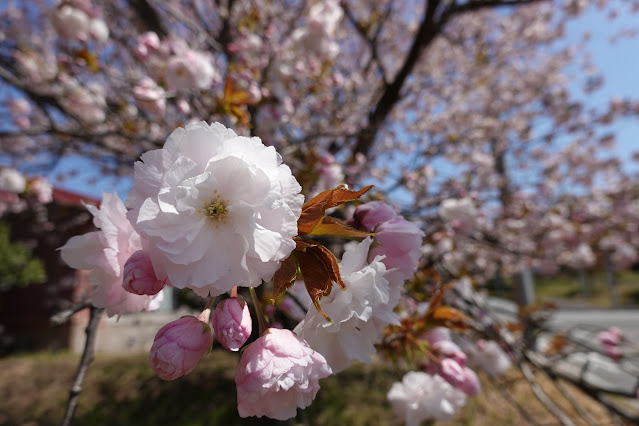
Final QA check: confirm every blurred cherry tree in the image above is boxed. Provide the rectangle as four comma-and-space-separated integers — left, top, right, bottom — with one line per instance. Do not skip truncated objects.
3, 0, 639, 423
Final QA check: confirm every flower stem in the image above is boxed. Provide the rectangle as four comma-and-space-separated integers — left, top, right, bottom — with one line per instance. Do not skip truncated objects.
249, 286, 269, 335
204, 296, 216, 311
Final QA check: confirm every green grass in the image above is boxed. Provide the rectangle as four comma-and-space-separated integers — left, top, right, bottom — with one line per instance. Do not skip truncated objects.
488, 269, 639, 308
0, 350, 404, 426
0, 350, 621, 426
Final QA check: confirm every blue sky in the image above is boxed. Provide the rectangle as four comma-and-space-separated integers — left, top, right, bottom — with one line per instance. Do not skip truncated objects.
564, 5, 639, 170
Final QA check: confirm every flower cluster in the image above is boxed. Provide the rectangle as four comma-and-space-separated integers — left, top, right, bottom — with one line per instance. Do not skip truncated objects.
60, 121, 431, 422
50, 1, 109, 43
0, 168, 53, 217
134, 32, 220, 93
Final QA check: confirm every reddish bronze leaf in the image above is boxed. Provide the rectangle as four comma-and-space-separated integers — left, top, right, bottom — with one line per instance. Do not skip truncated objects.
431, 306, 466, 322
297, 249, 334, 321
307, 242, 346, 290
272, 255, 299, 299
544, 333, 567, 356
295, 238, 317, 250
298, 185, 374, 235
306, 216, 375, 238
294, 239, 347, 320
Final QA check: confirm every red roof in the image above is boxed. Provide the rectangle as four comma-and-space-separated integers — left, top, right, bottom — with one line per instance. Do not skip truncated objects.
52, 188, 100, 207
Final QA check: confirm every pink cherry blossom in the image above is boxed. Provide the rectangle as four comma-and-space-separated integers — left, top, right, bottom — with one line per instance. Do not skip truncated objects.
438, 198, 480, 233
88, 18, 109, 43
369, 216, 425, 280
351, 201, 424, 281
388, 371, 467, 425
212, 297, 252, 351
51, 5, 91, 41
165, 49, 219, 91
133, 78, 166, 118
59, 192, 163, 317
125, 121, 303, 297
294, 238, 399, 373
468, 340, 512, 377
135, 32, 161, 61
235, 328, 332, 420
149, 310, 214, 381
352, 201, 398, 231
0, 168, 26, 194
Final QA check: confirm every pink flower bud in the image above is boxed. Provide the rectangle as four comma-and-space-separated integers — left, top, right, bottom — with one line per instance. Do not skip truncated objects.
438, 359, 481, 396
212, 298, 252, 351
438, 358, 466, 387
609, 327, 623, 338
123, 250, 166, 295
432, 340, 467, 367
149, 310, 213, 381
598, 330, 621, 346
458, 367, 481, 396
603, 343, 623, 361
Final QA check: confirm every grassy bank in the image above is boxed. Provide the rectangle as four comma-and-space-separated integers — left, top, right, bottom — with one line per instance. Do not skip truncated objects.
488, 269, 639, 308
0, 350, 620, 425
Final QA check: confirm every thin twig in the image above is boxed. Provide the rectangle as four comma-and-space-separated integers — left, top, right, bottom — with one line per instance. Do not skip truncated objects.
50, 300, 93, 326
60, 306, 104, 426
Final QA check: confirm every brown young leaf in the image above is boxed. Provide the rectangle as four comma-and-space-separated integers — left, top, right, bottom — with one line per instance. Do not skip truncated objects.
306, 216, 375, 238
295, 240, 346, 321
430, 306, 469, 329
297, 249, 333, 321
298, 185, 374, 235
307, 242, 346, 290
272, 255, 299, 299
544, 333, 567, 356
430, 306, 466, 322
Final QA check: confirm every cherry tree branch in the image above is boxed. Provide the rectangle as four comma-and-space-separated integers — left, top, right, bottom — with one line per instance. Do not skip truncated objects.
349, 0, 546, 158
60, 306, 104, 426
50, 299, 93, 327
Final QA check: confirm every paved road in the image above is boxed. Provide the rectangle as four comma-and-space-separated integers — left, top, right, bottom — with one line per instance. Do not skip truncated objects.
487, 297, 639, 341
549, 309, 639, 342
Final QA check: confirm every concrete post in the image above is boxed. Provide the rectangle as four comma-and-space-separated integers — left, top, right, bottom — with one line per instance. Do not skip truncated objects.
514, 266, 535, 307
